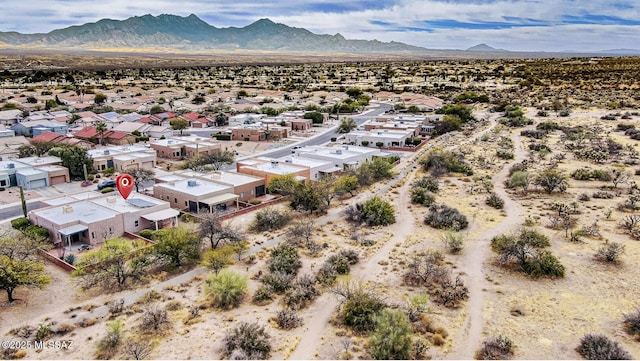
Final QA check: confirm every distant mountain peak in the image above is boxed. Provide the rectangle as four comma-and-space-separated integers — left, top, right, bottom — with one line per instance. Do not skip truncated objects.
467, 43, 500, 51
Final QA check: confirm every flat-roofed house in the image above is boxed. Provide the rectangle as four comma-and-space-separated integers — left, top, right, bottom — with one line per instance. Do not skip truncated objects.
176, 170, 266, 202
153, 177, 239, 213
294, 145, 381, 171
237, 157, 309, 185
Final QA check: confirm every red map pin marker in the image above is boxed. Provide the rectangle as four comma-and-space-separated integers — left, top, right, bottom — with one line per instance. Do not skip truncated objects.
116, 174, 134, 199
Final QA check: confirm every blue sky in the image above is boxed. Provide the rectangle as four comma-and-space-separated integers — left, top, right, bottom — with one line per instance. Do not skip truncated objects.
2, 0, 639, 51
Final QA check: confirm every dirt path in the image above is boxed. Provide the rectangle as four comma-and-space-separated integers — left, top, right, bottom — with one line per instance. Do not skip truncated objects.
449, 127, 529, 359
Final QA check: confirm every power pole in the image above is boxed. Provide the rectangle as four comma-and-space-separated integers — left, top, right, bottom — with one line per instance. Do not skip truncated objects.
19, 186, 27, 217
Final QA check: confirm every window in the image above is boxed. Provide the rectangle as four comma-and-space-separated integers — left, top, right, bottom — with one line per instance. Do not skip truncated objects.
251, 189, 254, 195
91, 232, 95, 239
185, 201, 188, 206
134, 220, 139, 227
174, 198, 177, 203
240, 192, 244, 199
0, 180, 6, 187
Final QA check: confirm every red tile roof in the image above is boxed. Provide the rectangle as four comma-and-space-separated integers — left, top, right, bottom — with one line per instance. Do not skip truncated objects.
139, 117, 152, 123
74, 127, 98, 138
32, 131, 64, 143
106, 131, 130, 140
181, 112, 201, 121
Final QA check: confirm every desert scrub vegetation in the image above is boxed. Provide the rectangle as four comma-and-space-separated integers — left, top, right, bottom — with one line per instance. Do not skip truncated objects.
475, 335, 515, 360
206, 269, 248, 309
622, 308, 640, 339
404, 250, 469, 308
424, 203, 469, 231
259, 244, 301, 294
491, 229, 565, 278
485, 192, 505, 209
594, 242, 625, 264
367, 309, 413, 360
575, 334, 631, 360
441, 231, 465, 254
221, 322, 272, 360
250, 207, 292, 232
273, 308, 303, 330
421, 148, 473, 177
283, 274, 320, 310
332, 282, 386, 334
534, 169, 568, 194
410, 176, 439, 206
345, 196, 396, 226
498, 105, 532, 127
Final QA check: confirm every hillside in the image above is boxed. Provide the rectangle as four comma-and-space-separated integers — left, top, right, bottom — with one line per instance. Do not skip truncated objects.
0, 14, 428, 53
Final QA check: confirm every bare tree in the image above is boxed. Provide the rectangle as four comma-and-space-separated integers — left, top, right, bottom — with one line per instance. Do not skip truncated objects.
122, 339, 152, 360
288, 217, 318, 253
198, 211, 245, 249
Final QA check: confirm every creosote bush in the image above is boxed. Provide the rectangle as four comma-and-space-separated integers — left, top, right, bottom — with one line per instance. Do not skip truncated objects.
622, 308, 640, 338
333, 283, 386, 334
273, 309, 303, 330
250, 207, 292, 232
476, 335, 515, 360
221, 322, 272, 360
595, 242, 625, 264
576, 334, 631, 360
404, 250, 468, 308
424, 203, 469, 231
491, 229, 565, 278
346, 196, 396, 226
486, 192, 505, 209
368, 309, 413, 360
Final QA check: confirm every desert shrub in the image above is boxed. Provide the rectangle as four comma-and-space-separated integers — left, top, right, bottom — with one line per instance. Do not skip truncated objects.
441, 232, 465, 254
476, 335, 515, 360
35, 322, 52, 342
206, 269, 248, 309
108, 298, 125, 314
521, 129, 547, 139
485, 192, 505, 209
576, 334, 631, 360
10, 217, 30, 231
496, 149, 514, 159
578, 193, 591, 201
141, 305, 170, 334
97, 320, 122, 354
261, 271, 295, 293
325, 249, 359, 275
622, 308, 640, 338
139, 229, 154, 239
595, 242, 625, 263
410, 187, 436, 207
361, 196, 396, 226
24, 225, 49, 240
411, 338, 430, 360
54, 323, 76, 335
267, 244, 301, 275
336, 284, 386, 334
221, 322, 272, 360
273, 309, 303, 330
283, 274, 319, 310
522, 250, 565, 278
315, 262, 339, 285
535, 169, 568, 194
432, 333, 446, 346
592, 191, 614, 199
572, 168, 593, 181
421, 148, 473, 176
250, 208, 292, 232
403, 251, 468, 308
122, 339, 152, 360
252, 285, 274, 305
424, 203, 469, 231
368, 310, 413, 360
413, 176, 439, 192
101, 187, 115, 194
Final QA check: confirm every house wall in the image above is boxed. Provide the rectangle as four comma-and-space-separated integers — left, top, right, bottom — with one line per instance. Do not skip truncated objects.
237, 166, 309, 186
108, 135, 136, 145
153, 186, 225, 210
47, 168, 70, 184
232, 129, 264, 141
151, 144, 183, 159
16, 171, 49, 189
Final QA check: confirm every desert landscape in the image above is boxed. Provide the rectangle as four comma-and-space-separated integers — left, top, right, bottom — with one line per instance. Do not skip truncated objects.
1, 52, 640, 361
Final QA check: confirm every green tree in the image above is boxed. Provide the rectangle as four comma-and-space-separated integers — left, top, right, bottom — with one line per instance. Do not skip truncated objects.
149, 105, 164, 114
334, 174, 359, 197
123, 168, 155, 192
267, 174, 300, 196
437, 104, 475, 123
153, 226, 200, 268
202, 246, 234, 274
48, 145, 93, 180
94, 93, 108, 104
181, 150, 235, 171
96, 122, 107, 146
356, 157, 394, 186
509, 171, 531, 194
337, 117, 357, 133
535, 169, 568, 194
170, 118, 189, 136
215, 113, 228, 126
346, 88, 363, 98
290, 182, 327, 214
304, 111, 324, 124
368, 310, 413, 360
334, 283, 385, 334
0, 234, 51, 303
72, 238, 147, 291
206, 269, 248, 309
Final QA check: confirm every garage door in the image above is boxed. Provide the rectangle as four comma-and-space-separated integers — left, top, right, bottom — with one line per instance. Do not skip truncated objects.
29, 179, 47, 189
50, 175, 67, 185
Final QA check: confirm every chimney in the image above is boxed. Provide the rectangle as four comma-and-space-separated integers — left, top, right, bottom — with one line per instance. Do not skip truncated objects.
62, 205, 73, 213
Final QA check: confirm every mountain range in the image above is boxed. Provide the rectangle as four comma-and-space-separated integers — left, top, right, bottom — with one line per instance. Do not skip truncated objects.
0, 14, 427, 53
1, 14, 638, 56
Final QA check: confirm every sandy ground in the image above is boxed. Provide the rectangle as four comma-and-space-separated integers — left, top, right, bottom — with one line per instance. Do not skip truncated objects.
3, 108, 640, 360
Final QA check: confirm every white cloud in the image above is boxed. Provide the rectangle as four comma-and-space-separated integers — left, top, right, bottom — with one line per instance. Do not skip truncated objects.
2, 0, 639, 51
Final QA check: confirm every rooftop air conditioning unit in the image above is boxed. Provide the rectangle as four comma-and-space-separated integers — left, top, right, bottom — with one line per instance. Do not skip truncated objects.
103, 150, 110, 155
335, 149, 342, 155
106, 196, 116, 203
285, 159, 292, 163
167, 140, 174, 144
62, 205, 73, 213
7, 163, 15, 169
187, 180, 197, 187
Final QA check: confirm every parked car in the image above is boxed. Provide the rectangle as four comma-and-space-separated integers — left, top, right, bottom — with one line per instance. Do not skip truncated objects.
97, 180, 116, 190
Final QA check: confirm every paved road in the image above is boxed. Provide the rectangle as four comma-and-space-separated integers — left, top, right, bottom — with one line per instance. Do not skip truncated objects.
0, 200, 41, 222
